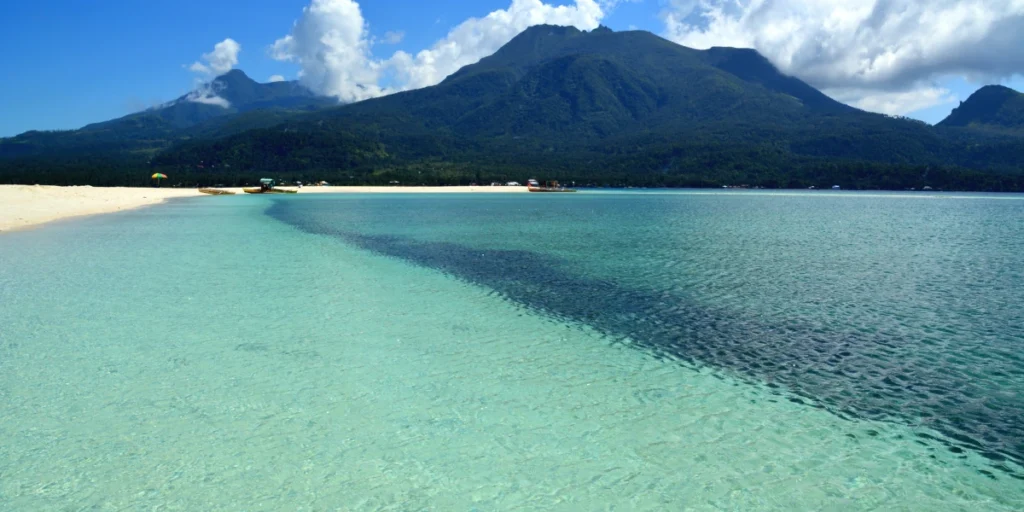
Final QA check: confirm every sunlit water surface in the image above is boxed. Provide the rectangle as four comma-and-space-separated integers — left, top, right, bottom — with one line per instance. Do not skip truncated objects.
1, 190, 1022, 510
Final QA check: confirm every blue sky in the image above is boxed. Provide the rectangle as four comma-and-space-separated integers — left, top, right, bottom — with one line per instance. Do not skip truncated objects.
1, 0, 1021, 137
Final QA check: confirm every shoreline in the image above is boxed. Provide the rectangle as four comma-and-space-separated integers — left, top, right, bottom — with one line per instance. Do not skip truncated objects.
0, 185, 528, 233
4, 184, 1021, 234
0, 185, 204, 234
213, 185, 530, 195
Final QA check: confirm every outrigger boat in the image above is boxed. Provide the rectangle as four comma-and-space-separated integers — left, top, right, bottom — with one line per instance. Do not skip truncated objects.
243, 178, 298, 194
527, 178, 576, 192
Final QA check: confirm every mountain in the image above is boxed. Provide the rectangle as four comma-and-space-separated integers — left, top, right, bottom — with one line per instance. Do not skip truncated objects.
303, 25, 865, 141
0, 70, 337, 159
155, 25, 1014, 189
938, 85, 1024, 135
3, 26, 1024, 190
147, 69, 338, 128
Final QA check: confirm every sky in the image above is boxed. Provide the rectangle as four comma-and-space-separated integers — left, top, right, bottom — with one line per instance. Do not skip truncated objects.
1, 0, 1023, 137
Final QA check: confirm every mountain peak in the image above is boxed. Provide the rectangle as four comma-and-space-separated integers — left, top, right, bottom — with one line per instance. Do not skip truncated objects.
213, 69, 257, 87
517, 24, 585, 39
443, 24, 590, 82
939, 84, 1024, 131
977, 84, 1017, 93
440, 25, 850, 118
970, 84, 1019, 101
511, 23, 614, 42
220, 68, 249, 78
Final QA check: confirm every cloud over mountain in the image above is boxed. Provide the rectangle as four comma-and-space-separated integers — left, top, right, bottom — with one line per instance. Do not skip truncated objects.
186, 39, 242, 108
269, 0, 607, 102
262, 0, 1024, 116
269, 0, 382, 102
189, 38, 242, 76
384, 0, 605, 91
660, 0, 1024, 115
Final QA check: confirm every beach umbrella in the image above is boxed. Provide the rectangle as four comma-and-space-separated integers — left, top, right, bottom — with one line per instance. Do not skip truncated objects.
151, 173, 167, 187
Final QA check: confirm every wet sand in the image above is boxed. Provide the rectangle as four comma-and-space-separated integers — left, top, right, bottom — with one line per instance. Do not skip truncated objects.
0, 185, 528, 233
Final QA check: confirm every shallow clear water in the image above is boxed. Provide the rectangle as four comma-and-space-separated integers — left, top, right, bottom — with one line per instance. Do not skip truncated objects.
1, 191, 1022, 510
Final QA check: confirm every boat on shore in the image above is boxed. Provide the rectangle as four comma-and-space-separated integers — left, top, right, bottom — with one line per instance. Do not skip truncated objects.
527, 179, 576, 193
198, 188, 235, 195
243, 188, 297, 194
243, 178, 298, 194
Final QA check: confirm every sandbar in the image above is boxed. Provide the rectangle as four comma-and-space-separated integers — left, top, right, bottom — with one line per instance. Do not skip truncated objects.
215, 185, 529, 194
0, 185, 202, 233
0, 185, 528, 233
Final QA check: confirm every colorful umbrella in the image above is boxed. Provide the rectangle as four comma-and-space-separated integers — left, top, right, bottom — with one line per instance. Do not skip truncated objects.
151, 173, 167, 187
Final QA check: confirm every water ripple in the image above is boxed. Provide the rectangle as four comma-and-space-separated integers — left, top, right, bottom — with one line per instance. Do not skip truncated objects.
267, 194, 1024, 477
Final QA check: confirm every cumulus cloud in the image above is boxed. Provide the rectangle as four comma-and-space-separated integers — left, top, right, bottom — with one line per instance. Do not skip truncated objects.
387, 0, 605, 90
186, 86, 232, 108
381, 30, 405, 44
829, 86, 959, 116
185, 38, 242, 108
269, 0, 383, 102
189, 38, 242, 76
661, 0, 1024, 115
270, 0, 608, 102
269, 74, 286, 82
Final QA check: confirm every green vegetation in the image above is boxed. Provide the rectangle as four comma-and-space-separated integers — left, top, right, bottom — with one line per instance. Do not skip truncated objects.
939, 85, 1024, 136
2, 26, 1023, 191
0, 70, 337, 159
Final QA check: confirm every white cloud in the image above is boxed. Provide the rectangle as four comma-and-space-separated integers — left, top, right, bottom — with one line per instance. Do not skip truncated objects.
269, 0, 384, 102
190, 38, 241, 77
189, 62, 211, 74
829, 86, 958, 116
185, 83, 231, 108
269, 74, 286, 83
185, 38, 242, 108
387, 0, 605, 91
270, 0, 608, 102
661, 0, 1024, 115
381, 30, 405, 44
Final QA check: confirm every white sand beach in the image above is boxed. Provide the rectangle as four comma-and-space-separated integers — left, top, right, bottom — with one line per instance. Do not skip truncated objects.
0, 185, 203, 233
212, 185, 529, 195
289, 185, 529, 194
0, 185, 529, 233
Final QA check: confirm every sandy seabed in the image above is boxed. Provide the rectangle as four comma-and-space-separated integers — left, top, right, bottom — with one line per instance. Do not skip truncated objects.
0, 185, 528, 233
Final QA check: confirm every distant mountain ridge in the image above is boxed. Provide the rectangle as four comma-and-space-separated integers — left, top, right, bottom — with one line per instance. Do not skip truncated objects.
368, 24, 858, 139
939, 85, 1024, 134
156, 25, 959, 174
2, 25, 1023, 191
0, 70, 337, 158
154, 69, 336, 126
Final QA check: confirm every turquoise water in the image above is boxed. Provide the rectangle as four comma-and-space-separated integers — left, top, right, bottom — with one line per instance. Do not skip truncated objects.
1, 191, 1022, 510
